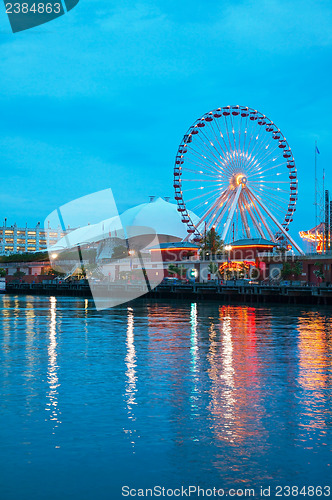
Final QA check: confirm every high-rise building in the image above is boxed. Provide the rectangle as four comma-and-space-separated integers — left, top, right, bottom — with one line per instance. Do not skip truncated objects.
0, 221, 70, 255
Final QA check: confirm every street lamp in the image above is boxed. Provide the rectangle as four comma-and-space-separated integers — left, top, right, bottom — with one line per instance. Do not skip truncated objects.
224, 245, 232, 282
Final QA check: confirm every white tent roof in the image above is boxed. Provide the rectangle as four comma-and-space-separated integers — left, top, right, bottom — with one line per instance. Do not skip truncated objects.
50, 197, 199, 251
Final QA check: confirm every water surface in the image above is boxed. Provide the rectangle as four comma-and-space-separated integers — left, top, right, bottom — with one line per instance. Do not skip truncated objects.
0, 295, 331, 499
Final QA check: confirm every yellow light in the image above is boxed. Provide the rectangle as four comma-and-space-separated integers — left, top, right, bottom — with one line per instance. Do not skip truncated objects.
51, 253, 58, 259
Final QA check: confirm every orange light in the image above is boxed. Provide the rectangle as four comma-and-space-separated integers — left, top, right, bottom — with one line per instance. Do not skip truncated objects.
150, 247, 198, 252
230, 245, 274, 249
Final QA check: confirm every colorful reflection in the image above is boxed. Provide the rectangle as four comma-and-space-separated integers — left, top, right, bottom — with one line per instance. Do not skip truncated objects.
297, 311, 332, 434
208, 305, 266, 445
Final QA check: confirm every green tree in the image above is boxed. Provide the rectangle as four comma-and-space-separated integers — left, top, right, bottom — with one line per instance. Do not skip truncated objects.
200, 228, 224, 257
313, 262, 325, 281
208, 262, 219, 275
111, 245, 128, 260
47, 267, 65, 277
168, 264, 186, 278
13, 270, 26, 278
0, 268, 6, 277
0, 251, 49, 263
281, 261, 302, 280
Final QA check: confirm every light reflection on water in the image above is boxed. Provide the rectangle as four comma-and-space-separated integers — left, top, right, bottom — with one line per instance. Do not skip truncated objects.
123, 307, 137, 450
0, 295, 331, 500
45, 296, 61, 434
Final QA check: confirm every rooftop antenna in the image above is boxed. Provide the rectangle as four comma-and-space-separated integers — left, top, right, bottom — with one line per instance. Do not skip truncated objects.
149, 196, 155, 203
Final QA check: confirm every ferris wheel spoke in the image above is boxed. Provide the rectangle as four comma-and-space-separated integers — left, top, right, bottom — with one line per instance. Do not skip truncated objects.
184, 190, 221, 205
195, 130, 228, 166
248, 149, 283, 176
247, 186, 304, 254
182, 184, 225, 199
235, 115, 248, 172
243, 120, 262, 160
214, 117, 237, 161
244, 143, 280, 176
251, 177, 290, 190
238, 193, 251, 238
190, 186, 228, 213
223, 115, 236, 156
246, 129, 273, 163
229, 114, 239, 154
221, 184, 243, 241
207, 191, 238, 230
251, 139, 280, 166
187, 146, 225, 174
182, 167, 222, 179
251, 180, 289, 184
210, 119, 234, 160
194, 188, 231, 230
181, 178, 224, 183
195, 128, 237, 178
241, 191, 266, 239
255, 192, 288, 211
207, 121, 230, 160
188, 142, 232, 177
247, 140, 284, 174
210, 122, 240, 175
252, 190, 290, 208
241, 114, 250, 161
250, 185, 288, 207
244, 190, 275, 241
249, 161, 288, 178
250, 181, 290, 194
253, 192, 288, 217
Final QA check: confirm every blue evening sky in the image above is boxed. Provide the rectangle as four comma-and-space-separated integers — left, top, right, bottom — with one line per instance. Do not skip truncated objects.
0, 0, 331, 245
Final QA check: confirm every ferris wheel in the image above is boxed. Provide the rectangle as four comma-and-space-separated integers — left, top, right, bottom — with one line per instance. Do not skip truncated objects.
173, 105, 303, 254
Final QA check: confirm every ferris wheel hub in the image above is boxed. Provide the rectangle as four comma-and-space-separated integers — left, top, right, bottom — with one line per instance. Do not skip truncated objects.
231, 174, 248, 189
